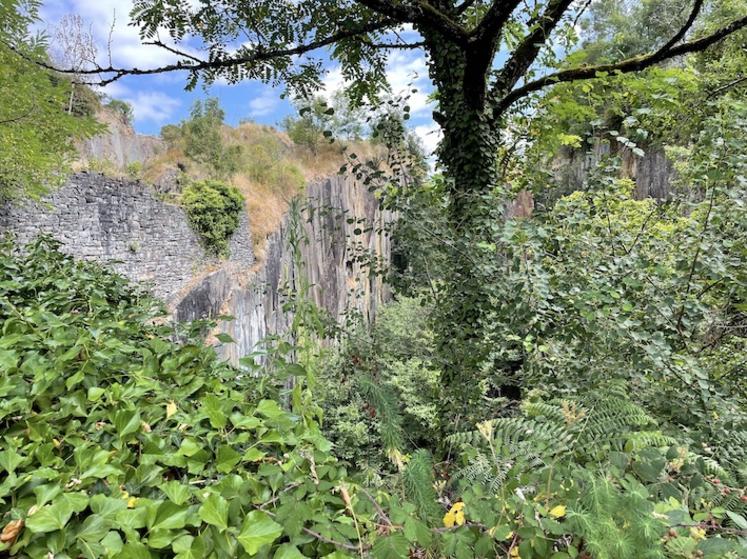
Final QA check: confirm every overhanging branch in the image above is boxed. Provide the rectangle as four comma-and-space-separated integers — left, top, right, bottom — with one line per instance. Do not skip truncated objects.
9, 21, 392, 86
491, 0, 575, 95
495, 12, 747, 113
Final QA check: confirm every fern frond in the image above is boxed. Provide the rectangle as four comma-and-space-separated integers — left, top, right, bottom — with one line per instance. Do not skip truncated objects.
403, 449, 440, 520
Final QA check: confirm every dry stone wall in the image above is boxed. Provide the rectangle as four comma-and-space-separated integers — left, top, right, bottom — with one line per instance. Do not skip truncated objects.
0, 173, 253, 303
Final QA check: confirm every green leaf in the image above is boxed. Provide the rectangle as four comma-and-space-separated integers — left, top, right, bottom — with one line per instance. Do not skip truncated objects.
198, 493, 229, 532
113, 408, 142, 438
202, 395, 227, 429
237, 511, 283, 555
149, 502, 191, 531
216, 445, 241, 474
274, 543, 306, 559
162, 481, 192, 505
26, 500, 73, 533
372, 534, 409, 559
216, 333, 235, 344
725, 510, 747, 530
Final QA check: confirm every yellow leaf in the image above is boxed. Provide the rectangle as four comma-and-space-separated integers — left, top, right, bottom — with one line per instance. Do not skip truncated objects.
166, 401, 177, 418
549, 505, 567, 519
127, 496, 138, 508
510, 547, 521, 558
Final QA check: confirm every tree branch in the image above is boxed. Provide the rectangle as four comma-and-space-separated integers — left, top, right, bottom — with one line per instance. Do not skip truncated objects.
355, 0, 468, 43
9, 21, 392, 86
143, 40, 205, 63
470, 0, 522, 41
496, 12, 747, 113
652, 0, 704, 57
492, 0, 575, 95
707, 74, 747, 98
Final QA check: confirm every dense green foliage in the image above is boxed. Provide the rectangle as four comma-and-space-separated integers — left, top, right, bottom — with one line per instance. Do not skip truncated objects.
0, 0, 100, 200
182, 180, 245, 257
162, 98, 243, 179
2, 0, 747, 557
0, 237, 393, 558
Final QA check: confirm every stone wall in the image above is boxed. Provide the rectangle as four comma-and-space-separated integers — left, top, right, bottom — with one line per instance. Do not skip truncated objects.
0, 173, 253, 303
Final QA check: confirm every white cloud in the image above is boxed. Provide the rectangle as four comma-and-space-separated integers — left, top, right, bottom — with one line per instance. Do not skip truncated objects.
40, 0, 201, 71
248, 89, 279, 118
128, 91, 180, 123
101, 82, 180, 124
321, 51, 433, 117
414, 122, 441, 155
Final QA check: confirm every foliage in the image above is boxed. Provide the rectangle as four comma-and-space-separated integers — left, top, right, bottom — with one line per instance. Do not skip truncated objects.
106, 99, 135, 125
181, 179, 245, 257
440, 387, 747, 558
0, 0, 100, 200
181, 98, 242, 178
318, 298, 441, 475
0, 237, 393, 559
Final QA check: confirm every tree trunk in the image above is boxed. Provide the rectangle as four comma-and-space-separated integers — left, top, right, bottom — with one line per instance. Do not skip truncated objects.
67, 83, 75, 115
422, 33, 505, 433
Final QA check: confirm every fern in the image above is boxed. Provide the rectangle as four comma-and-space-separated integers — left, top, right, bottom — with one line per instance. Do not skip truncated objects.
569, 475, 667, 559
356, 374, 405, 453
402, 449, 440, 520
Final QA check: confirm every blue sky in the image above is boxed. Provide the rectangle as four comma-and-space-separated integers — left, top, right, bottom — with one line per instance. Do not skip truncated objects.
39, 0, 443, 154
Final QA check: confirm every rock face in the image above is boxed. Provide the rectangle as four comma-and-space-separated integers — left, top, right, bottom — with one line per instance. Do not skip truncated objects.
213, 175, 394, 363
0, 172, 393, 364
78, 111, 165, 169
0, 173, 253, 303
553, 141, 675, 200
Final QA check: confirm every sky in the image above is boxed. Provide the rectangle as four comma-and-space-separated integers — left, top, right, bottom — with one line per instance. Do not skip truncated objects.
38, 0, 443, 155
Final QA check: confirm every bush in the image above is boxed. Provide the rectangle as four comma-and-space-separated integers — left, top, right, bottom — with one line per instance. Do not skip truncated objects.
181, 180, 244, 257
0, 237, 387, 558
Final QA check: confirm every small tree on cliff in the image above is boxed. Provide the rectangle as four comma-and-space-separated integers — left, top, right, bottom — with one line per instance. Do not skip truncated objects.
29, 0, 747, 417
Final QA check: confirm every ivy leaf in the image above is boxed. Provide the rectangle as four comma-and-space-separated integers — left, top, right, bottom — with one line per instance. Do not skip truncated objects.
198, 493, 229, 532
26, 500, 73, 533
113, 408, 142, 438
273, 543, 306, 559
201, 395, 227, 429
237, 511, 283, 555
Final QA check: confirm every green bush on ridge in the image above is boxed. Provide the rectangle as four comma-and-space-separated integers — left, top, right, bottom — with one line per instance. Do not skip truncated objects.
182, 179, 245, 257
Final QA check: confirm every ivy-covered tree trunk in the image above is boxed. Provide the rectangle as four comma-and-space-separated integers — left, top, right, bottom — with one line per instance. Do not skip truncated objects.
423, 33, 505, 431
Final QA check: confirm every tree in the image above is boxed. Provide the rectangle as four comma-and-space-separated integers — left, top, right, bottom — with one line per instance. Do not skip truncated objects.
0, 0, 99, 199
34, 0, 747, 417
49, 13, 97, 114
181, 98, 242, 178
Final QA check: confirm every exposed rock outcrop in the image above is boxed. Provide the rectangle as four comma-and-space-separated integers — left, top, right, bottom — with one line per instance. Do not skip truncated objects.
78, 110, 165, 168
552, 140, 676, 200
212, 174, 394, 363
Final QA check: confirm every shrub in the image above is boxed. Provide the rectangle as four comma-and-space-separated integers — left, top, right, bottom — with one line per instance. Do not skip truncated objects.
181, 180, 244, 257
0, 237, 386, 558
